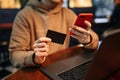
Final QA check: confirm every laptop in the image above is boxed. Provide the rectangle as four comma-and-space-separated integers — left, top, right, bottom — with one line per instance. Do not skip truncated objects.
39, 32, 120, 80
84, 32, 120, 80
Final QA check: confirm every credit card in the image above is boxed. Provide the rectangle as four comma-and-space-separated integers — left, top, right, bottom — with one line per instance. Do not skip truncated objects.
46, 30, 66, 44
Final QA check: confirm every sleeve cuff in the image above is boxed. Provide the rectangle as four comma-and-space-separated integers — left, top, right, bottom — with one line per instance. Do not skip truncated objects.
24, 52, 37, 66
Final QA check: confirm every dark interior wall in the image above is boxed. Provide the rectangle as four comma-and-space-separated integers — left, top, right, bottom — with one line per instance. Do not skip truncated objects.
0, 9, 19, 65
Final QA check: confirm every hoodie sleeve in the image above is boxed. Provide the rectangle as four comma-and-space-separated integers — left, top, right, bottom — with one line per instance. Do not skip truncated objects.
9, 11, 36, 67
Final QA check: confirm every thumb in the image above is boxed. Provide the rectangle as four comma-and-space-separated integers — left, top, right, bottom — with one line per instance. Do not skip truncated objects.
84, 20, 92, 30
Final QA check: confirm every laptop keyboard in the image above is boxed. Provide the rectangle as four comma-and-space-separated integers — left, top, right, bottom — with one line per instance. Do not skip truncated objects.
58, 61, 92, 80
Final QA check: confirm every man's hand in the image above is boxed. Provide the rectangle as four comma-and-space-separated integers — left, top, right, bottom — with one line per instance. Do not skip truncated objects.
70, 20, 92, 44
33, 37, 51, 65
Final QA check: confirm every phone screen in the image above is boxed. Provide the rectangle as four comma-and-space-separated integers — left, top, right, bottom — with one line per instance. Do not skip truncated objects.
74, 13, 93, 29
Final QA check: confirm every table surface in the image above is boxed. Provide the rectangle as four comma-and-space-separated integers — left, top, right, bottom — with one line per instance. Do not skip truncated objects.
5, 46, 90, 80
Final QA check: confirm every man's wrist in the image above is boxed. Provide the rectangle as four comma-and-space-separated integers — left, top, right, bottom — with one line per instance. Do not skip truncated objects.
32, 52, 40, 65
82, 34, 92, 45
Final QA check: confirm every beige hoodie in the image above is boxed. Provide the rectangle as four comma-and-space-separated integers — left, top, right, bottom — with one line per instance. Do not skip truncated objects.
9, 0, 77, 67
9, 0, 98, 67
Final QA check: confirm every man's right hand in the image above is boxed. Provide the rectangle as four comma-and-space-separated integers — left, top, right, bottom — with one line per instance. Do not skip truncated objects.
33, 37, 51, 65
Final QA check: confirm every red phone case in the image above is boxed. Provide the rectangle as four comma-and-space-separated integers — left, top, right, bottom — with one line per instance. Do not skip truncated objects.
74, 13, 93, 29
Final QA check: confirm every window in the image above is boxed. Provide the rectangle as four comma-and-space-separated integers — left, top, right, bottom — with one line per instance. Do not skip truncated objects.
0, 0, 21, 9
68, 0, 94, 16
93, 0, 114, 23
93, 0, 114, 18
68, 0, 114, 23
69, 0, 93, 8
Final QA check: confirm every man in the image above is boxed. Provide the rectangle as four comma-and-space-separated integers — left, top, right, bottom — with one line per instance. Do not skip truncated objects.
9, 0, 99, 67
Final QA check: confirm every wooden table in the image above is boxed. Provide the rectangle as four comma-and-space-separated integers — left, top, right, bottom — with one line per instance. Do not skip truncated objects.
5, 32, 120, 80
5, 46, 93, 80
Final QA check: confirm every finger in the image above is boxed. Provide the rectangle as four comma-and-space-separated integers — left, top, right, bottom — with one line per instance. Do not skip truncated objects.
70, 26, 90, 37
34, 47, 49, 52
33, 42, 48, 48
34, 55, 47, 64
71, 34, 85, 43
71, 34, 89, 44
37, 57, 46, 63
71, 26, 87, 34
35, 37, 51, 43
84, 20, 92, 30
35, 51, 48, 57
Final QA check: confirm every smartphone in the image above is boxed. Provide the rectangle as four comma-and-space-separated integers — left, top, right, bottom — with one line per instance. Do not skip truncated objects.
74, 13, 93, 29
